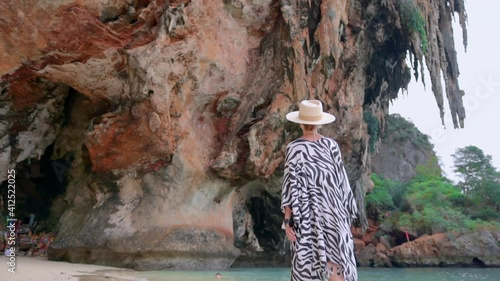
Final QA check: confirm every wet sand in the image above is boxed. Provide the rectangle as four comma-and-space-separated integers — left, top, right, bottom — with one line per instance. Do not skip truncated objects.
0, 256, 146, 281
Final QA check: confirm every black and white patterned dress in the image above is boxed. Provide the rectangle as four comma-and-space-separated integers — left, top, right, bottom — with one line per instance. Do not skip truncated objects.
281, 137, 358, 281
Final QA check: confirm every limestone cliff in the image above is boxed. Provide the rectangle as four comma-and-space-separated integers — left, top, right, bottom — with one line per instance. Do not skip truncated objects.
372, 114, 440, 182
0, 0, 467, 269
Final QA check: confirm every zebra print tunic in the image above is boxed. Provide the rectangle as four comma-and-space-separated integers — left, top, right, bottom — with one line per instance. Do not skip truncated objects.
281, 137, 358, 281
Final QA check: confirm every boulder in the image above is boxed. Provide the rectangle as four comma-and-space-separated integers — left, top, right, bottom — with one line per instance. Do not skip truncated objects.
391, 231, 500, 267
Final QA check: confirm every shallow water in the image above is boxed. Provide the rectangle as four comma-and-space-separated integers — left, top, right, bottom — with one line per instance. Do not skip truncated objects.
139, 267, 500, 281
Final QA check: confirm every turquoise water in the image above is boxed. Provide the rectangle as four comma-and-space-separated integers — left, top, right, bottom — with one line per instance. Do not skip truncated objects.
139, 267, 500, 281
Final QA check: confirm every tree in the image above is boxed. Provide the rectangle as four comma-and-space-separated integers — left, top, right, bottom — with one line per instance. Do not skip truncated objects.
470, 170, 500, 220
452, 146, 500, 219
452, 146, 496, 195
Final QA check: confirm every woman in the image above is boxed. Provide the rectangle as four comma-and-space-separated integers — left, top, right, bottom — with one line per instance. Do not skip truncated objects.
282, 100, 358, 281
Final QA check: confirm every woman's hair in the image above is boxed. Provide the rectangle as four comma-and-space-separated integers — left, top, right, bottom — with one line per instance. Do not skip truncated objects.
301, 124, 317, 131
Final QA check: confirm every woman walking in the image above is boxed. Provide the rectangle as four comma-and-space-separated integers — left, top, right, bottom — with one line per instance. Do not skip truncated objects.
282, 100, 358, 281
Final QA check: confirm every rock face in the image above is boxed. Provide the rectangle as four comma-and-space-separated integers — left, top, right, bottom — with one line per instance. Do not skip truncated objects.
0, 0, 467, 269
391, 231, 500, 267
372, 114, 440, 182
353, 219, 500, 267
353, 219, 395, 267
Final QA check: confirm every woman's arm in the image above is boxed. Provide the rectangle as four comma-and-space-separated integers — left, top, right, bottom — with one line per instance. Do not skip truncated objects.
282, 145, 298, 242
284, 206, 292, 220
283, 206, 296, 242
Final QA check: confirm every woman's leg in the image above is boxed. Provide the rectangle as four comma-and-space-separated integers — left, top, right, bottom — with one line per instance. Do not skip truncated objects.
327, 262, 344, 281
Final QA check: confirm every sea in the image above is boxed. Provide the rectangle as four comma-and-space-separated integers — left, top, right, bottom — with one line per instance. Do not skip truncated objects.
139, 267, 500, 281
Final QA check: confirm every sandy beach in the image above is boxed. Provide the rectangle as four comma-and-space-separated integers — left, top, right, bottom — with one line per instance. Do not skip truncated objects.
0, 256, 146, 281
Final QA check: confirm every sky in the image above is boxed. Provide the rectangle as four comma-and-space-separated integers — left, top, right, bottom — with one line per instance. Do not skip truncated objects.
390, 0, 500, 181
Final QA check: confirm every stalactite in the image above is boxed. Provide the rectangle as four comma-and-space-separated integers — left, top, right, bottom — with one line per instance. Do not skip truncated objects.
397, 0, 468, 128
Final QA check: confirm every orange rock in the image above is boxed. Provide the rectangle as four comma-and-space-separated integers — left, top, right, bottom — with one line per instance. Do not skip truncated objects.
353, 238, 366, 252
351, 226, 364, 239
376, 242, 388, 254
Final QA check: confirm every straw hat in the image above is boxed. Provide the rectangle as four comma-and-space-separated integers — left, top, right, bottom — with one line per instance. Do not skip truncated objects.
286, 100, 336, 125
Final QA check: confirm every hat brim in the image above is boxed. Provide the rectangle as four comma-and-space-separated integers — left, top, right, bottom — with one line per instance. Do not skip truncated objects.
286, 111, 336, 125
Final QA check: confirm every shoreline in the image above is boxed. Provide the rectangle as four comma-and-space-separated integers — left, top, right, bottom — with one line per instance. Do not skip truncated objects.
0, 256, 141, 281
2, 255, 499, 281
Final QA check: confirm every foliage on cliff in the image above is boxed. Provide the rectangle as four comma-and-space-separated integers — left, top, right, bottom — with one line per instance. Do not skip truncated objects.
367, 146, 500, 236
383, 114, 432, 150
364, 111, 380, 152
397, 0, 428, 53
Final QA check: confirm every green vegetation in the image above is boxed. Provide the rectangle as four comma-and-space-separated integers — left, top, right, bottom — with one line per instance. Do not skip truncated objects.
452, 146, 500, 220
366, 146, 500, 235
385, 114, 432, 150
364, 113, 432, 155
397, 0, 428, 53
363, 111, 380, 153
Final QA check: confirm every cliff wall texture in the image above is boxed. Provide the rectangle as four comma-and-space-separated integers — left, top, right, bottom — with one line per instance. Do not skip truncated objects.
372, 114, 439, 182
0, 0, 467, 269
